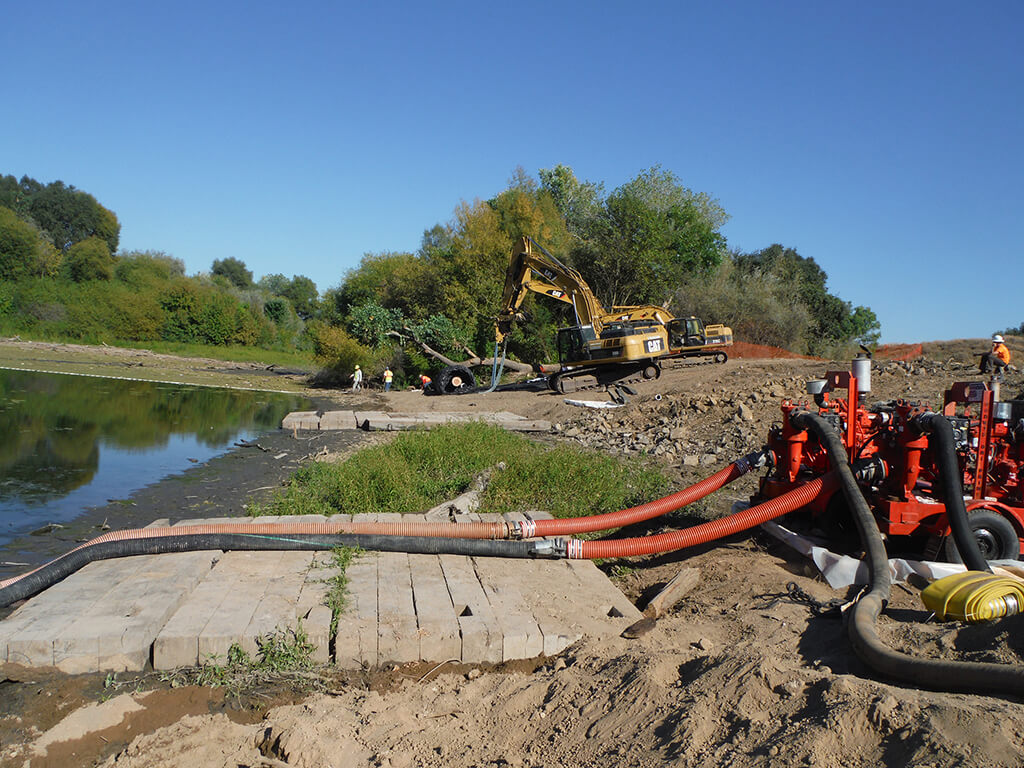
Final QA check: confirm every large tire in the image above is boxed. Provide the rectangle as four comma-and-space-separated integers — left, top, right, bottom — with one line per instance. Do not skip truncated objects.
944, 510, 1020, 563
714, 351, 728, 364
435, 365, 477, 395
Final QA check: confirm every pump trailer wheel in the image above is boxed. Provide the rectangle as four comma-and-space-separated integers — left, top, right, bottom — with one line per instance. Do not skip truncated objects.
944, 509, 1020, 563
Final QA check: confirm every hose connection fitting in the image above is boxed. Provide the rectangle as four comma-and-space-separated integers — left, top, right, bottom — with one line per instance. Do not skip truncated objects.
531, 538, 568, 559
737, 447, 772, 474
509, 519, 538, 540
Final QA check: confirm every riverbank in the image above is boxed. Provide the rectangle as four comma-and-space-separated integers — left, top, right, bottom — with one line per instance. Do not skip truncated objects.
0, 339, 319, 395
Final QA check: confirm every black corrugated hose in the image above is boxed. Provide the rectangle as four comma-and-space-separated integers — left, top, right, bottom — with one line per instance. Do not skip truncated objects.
792, 410, 1024, 696
912, 412, 992, 573
0, 533, 540, 609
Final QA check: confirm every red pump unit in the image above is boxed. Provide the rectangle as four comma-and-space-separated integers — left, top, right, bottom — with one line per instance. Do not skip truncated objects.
756, 358, 1024, 561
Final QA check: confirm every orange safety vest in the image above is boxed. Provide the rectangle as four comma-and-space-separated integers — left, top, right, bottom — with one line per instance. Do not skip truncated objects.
994, 343, 1011, 364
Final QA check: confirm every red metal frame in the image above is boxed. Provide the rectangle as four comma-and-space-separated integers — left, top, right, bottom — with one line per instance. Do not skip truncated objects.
756, 374, 1024, 557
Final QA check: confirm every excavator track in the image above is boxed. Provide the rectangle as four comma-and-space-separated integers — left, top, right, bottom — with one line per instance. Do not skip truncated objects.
661, 352, 729, 370
549, 362, 660, 394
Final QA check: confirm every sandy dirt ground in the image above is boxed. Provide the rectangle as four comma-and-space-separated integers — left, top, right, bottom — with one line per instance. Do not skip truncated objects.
2, 337, 1024, 768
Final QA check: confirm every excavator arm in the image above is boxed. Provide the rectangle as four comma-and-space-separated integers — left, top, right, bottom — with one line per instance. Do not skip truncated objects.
496, 236, 607, 342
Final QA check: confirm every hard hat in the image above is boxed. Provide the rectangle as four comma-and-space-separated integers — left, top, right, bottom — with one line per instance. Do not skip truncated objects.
355, 364, 360, 369
993, 335, 1004, 343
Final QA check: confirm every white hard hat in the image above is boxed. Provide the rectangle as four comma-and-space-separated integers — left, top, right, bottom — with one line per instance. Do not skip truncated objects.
993, 335, 1004, 343
355, 364, 360, 369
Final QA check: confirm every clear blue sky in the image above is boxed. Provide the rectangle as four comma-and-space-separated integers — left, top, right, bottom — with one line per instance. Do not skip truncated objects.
2, 1, 1021, 343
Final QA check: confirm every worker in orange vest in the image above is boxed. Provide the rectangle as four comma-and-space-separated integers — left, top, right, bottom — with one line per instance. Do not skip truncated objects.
419, 373, 432, 392
980, 335, 1011, 374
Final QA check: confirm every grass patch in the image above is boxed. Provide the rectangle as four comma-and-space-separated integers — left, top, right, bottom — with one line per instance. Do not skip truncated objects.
251, 422, 669, 519
321, 546, 360, 637
191, 624, 316, 690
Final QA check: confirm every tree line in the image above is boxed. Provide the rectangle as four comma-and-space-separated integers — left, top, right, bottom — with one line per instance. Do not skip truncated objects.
0, 168, 881, 387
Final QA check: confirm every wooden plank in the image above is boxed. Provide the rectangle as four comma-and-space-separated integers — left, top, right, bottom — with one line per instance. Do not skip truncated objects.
53, 550, 218, 673
376, 552, 419, 663
154, 559, 237, 669
3, 557, 150, 667
296, 551, 336, 664
282, 411, 320, 430
196, 551, 285, 663
335, 553, 378, 668
408, 554, 461, 662
5, 557, 153, 667
643, 567, 701, 618
509, 559, 583, 656
353, 411, 388, 429
438, 555, 502, 664
241, 551, 315, 657
471, 556, 544, 661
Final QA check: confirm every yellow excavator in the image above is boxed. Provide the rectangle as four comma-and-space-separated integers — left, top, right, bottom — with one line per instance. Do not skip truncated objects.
495, 236, 731, 393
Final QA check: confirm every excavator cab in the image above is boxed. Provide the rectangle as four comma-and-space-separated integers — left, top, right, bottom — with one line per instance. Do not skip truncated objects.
667, 317, 706, 349
556, 325, 598, 364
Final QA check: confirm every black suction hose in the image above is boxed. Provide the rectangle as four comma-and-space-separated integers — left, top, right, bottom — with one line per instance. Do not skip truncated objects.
793, 410, 1024, 696
0, 533, 540, 609
913, 412, 992, 573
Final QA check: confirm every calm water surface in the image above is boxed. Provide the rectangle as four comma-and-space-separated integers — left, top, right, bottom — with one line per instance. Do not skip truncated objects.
0, 369, 308, 546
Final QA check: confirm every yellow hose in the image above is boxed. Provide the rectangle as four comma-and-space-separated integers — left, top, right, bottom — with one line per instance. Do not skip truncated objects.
921, 571, 1024, 622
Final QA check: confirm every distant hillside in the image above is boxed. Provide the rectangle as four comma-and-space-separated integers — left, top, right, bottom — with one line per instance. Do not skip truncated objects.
921, 335, 1022, 365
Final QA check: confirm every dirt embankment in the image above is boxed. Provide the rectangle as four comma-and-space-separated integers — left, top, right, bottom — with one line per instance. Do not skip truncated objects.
2, 338, 1024, 768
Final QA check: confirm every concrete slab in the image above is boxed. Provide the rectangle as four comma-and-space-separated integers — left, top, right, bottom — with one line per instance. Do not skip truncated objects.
319, 410, 357, 430
282, 411, 320, 430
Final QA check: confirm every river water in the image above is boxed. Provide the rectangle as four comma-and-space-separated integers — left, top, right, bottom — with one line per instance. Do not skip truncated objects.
0, 369, 308, 547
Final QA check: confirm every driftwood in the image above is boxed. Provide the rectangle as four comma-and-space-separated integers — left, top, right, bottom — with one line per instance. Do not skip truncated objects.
388, 329, 535, 375
424, 463, 508, 521
643, 567, 701, 618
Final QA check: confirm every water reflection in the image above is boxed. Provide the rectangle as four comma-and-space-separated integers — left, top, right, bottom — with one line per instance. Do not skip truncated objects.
0, 370, 308, 542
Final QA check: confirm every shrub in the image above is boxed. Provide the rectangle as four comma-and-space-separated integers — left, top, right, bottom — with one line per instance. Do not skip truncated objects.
66, 236, 115, 282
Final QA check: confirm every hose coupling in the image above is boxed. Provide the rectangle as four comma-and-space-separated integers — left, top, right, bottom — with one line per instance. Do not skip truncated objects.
737, 448, 772, 474
911, 411, 940, 432
852, 456, 887, 484
510, 519, 537, 539
532, 538, 569, 559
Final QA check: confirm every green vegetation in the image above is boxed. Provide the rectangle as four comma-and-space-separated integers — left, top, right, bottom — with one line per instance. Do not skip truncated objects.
193, 624, 315, 689
250, 422, 668, 519
1, 166, 881, 379
321, 546, 360, 637
0, 174, 321, 360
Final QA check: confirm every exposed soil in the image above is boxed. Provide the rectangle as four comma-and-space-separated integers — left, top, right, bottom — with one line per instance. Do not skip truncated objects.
2, 337, 1024, 768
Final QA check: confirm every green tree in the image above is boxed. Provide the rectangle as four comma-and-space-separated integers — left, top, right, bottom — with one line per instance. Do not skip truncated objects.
538, 164, 604, 241
257, 273, 291, 296
333, 251, 437, 322
539, 165, 728, 307
211, 257, 253, 289
347, 302, 405, 347
281, 275, 318, 319
66, 236, 115, 282
733, 244, 880, 352
26, 180, 120, 253
114, 251, 184, 287
0, 206, 43, 280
